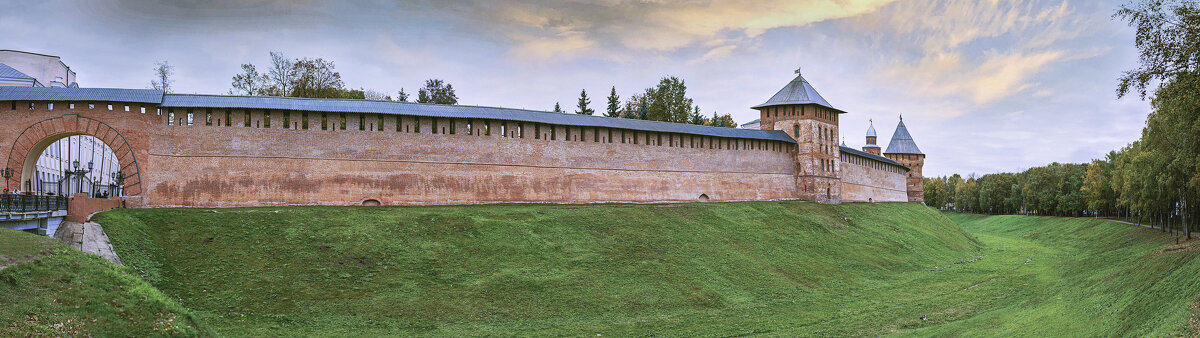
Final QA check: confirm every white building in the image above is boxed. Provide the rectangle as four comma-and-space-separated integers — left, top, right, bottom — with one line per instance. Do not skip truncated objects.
3, 50, 121, 196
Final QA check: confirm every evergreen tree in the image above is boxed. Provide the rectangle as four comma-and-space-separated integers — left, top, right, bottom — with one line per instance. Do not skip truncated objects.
397, 88, 409, 102
575, 89, 594, 115
553, 102, 564, 113
605, 86, 621, 117
417, 79, 458, 104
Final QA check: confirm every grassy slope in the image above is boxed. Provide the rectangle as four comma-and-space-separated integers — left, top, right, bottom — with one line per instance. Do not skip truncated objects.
96, 201, 979, 336
912, 213, 1200, 336
0, 229, 210, 336
90, 202, 1200, 336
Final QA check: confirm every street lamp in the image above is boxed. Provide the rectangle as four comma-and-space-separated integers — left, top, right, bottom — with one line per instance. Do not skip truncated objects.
1, 167, 13, 191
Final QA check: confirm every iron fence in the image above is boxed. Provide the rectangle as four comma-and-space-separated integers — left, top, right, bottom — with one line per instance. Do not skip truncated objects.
0, 194, 68, 213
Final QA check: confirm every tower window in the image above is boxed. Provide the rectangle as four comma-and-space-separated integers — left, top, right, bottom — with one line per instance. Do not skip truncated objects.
794, 125, 800, 137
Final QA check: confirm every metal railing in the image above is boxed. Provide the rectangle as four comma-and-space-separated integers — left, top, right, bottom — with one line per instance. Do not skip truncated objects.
0, 195, 68, 213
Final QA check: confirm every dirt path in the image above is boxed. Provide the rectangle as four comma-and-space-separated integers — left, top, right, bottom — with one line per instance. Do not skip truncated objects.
1105, 218, 1194, 239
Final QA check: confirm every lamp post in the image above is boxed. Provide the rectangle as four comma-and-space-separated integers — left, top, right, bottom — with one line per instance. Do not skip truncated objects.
111, 171, 125, 197
1, 167, 13, 192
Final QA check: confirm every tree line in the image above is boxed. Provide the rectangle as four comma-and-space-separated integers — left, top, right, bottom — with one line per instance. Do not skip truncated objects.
228, 51, 458, 104
925, 0, 1200, 237
562, 77, 738, 128
154, 52, 740, 127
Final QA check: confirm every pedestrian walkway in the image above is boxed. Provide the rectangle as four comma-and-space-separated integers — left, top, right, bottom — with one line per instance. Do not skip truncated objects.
53, 220, 122, 265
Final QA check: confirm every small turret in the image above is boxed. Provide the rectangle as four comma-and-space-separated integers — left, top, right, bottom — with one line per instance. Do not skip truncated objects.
883, 115, 924, 203
862, 119, 881, 156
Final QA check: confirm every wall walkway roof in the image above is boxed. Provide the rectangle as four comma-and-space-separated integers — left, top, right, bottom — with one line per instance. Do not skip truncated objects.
0, 87, 797, 143
840, 145, 908, 169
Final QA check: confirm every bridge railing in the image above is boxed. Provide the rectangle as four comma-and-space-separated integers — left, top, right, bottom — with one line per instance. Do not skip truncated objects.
0, 195, 68, 213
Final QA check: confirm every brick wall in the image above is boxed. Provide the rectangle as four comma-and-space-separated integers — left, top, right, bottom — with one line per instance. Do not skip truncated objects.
3, 101, 798, 207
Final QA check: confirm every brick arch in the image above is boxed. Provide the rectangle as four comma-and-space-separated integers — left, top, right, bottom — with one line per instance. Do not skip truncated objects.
5, 114, 143, 196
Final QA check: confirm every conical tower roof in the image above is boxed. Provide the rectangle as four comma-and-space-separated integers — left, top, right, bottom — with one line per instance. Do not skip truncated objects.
751, 68, 841, 112
884, 117, 922, 154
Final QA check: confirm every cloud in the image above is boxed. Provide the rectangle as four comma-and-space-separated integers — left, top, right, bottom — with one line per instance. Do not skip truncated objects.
471, 0, 899, 60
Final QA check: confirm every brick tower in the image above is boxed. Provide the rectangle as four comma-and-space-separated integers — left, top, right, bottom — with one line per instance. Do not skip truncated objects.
862, 119, 881, 156
883, 116, 924, 203
752, 67, 845, 204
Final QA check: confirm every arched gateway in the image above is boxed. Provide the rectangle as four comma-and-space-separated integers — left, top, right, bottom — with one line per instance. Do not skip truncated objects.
7, 114, 143, 195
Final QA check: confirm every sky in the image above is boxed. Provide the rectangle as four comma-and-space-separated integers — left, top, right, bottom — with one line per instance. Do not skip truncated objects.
0, 0, 1151, 177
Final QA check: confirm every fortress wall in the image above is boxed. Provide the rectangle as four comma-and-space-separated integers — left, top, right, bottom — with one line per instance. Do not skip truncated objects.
142, 111, 799, 207
0, 102, 797, 207
839, 153, 908, 203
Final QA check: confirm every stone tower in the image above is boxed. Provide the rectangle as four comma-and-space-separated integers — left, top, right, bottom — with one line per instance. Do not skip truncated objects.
752, 68, 845, 204
883, 116, 925, 203
862, 119, 881, 156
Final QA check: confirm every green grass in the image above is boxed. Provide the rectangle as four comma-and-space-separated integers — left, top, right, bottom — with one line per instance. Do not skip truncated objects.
71, 201, 1200, 336
0, 229, 210, 336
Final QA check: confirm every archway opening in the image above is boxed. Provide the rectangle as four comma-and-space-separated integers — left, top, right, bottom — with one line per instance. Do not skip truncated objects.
361, 199, 382, 206
698, 194, 710, 201
20, 134, 123, 198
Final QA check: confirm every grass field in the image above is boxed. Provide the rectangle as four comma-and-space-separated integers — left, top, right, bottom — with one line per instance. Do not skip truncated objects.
0, 229, 210, 336
7, 201, 1200, 336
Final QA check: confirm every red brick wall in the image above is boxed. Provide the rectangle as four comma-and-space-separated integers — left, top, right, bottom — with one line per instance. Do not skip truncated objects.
66, 193, 123, 222
2, 101, 799, 207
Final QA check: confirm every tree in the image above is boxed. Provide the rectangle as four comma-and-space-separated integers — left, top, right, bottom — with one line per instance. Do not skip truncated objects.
553, 102, 564, 113
363, 89, 390, 101
150, 61, 174, 93
1114, 0, 1200, 99
230, 63, 268, 96
622, 94, 644, 119
605, 86, 621, 117
289, 57, 346, 98
265, 51, 294, 96
689, 106, 706, 125
642, 76, 694, 123
397, 88, 409, 102
575, 89, 594, 115
417, 79, 458, 105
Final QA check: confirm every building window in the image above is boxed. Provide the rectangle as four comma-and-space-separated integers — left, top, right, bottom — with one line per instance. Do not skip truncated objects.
450, 119, 456, 134
432, 118, 438, 134
157, 108, 161, 115
168, 111, 175, 126
794, 125, 800, 137
533, 124, 539, 139
48, 103, 54, 110
484, 123, 490, 136
186, 111, 194, 125
302, 112, 310, 129
339, 113, 347, 130
70, 103, 75, 109
88, 103, 94, 109
518, 123, 524, 138
205, 109, 213, 126
396, 116, 402, 132
107, 104, 113, 110
413, 117, 420, 133
225, 109, 232, 126
264, 111, 271, 128
467, 120, 474, 135
282, 110, 291, 129
244, 111, 252, 127
321, 113, 328, 130
124, 105, 130, 112
378, 115, 384, 132
9, 101, 13, 110
140, 106, 146, 114
29, 102, 35, 110
358, 114, 365, 131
